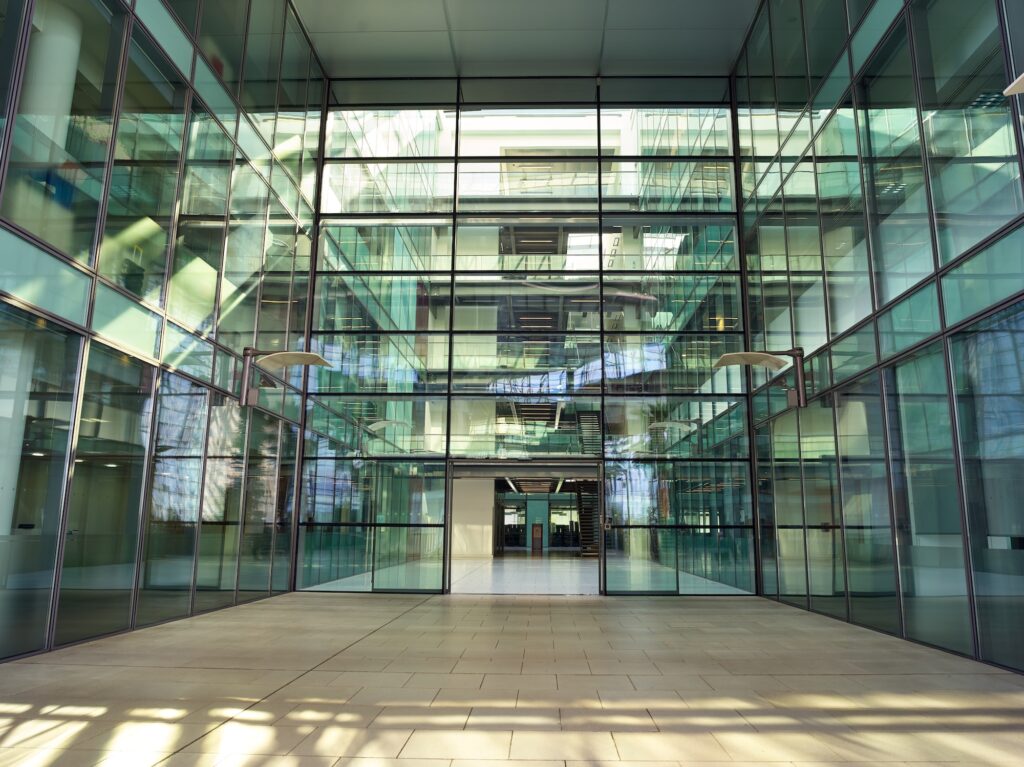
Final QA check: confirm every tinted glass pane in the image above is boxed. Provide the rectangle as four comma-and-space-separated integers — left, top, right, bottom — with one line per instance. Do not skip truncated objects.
328, 108, 456, 157
2, 0, 125, 262
451, 335, 600, 395
322, 162, 455, 214
951, 301, 1024, 670
99, 31, 188, 305
56, 344, 154, 645
0, 302, 79, 659
452, 274, 598, 333
460, 107, 597, 156
603, 219, 738, 271
198, 0, 247, 94
602, 161, 734, 213
603, 275, 742, 334
836, 373, 900, 634
449, 397, 599, 458
859, 24, 934, 304
604, 398, 747, 459
942, 223, 1024, 326
600, 107, 731, 156
320, 221, 453, 272
315, 274, 450, 333
912, 0, 1024, 264
458, 161, 598, 213
455, 218, 598, 272
136, 373, 208, 626
237, 410, 278, 601
885, 343, 972, 653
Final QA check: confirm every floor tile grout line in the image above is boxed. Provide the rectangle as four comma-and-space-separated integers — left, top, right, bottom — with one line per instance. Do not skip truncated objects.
149, 595, 433, 766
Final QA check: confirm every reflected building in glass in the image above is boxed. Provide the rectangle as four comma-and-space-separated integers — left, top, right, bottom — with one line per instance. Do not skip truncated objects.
0, 0, 1022, 679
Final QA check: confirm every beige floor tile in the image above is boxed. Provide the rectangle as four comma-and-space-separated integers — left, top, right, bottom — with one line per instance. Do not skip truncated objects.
371, 707, 471, 729
465, 707, 560, 730
611, 732, 731, 761
347, 688, 439, 707
560, 708, 657, 732
178, 723, 315, 755
402, 730, 512, 759
292, 727, 413, 757
713, 731, 843, 760
481, 675, 557, 691
405, 674, 484, 690
510, 731, 617, 760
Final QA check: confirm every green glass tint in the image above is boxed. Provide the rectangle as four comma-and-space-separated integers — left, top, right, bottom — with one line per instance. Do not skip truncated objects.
455, 218, 599, 272
459, 107, 597, 156
885, 343, 972, 653
2, 0, 125, 263
312, 334, 449, 395
603, 275, 742, 334
136, 373, 208, 626
452, 274, 598, 333
943, 223, 1024, 326
599, 107, 731, 156
604, 462, 752, 526
0, 225, 91, 325
602, 161, 735, 213
457, 161, 599, 212
877, 282, 940, 358
450, 335, 601, 394
197, 0, 247, 95
321, 221, 453, 272
602, 219, 738, 271
604, 397, 748, 459
0, 302, 79, 658
100, 30, 189, 305
316, 274, 451, 333
449, 397, 601, 458
912, 0, 1023, 264
56, 343, 155, 645
603, 334, 745, 395
951, 301, 1024, 669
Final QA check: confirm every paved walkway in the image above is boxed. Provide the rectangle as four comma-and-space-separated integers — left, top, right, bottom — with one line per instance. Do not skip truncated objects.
1, 593, 1023, 765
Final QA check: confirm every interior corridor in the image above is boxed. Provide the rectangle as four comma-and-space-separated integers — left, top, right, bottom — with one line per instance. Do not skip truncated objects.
1, 593, 1023, 765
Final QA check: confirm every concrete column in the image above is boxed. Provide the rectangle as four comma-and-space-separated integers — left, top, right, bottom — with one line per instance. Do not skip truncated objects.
18, 0, 84, 156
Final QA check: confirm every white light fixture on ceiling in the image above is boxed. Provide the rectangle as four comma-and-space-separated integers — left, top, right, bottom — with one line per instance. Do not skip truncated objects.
713, 348, 808, 408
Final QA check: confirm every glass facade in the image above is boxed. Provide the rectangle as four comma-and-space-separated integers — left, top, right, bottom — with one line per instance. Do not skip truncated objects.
738, 0, 1024, 672
0, 0, 1021, 678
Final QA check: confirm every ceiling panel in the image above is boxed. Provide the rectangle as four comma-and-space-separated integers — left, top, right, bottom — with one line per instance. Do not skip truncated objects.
293, 0, 759, 79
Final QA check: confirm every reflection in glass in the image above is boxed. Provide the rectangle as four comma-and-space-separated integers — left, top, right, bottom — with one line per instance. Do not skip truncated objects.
312, 334, 449, 394
458, 161, 599, 212
237, 410, 278, 601
455, 218, 599, 272
194, 394, 245, 612
453, 274, 599, 333
602, 161, 734, 213
136, 373, 208, 626
322, 162, 455, 214
320, 221, 453, 272
859, 24, 934, 304
451, 335, 601, 394
316, 274, 451, 333
603, 275, 742, 334
0, 303, 79, 658
309, 397, 447, 457
836, 373, 899, 634
604, 462, 751, 526
951, 302, 1024, 669
99, 31, 188, 305
56, 344, 154, 645
459, 107, 597, 156
449, 397, 601, 458
328, 108, 456, 158
602, 219, 737, 271
1, 0, 125, 262
604, 398, 747, 459
600, 107, 731, 156
603, 334, 745, 395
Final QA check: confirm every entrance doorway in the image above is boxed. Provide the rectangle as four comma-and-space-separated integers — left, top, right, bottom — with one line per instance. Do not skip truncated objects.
447, 462, 602, 595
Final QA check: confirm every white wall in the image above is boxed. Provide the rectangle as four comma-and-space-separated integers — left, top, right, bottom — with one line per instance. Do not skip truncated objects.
451, 479, 494, 559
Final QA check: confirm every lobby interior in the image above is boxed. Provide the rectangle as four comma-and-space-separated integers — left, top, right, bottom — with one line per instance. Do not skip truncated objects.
3, 0, 1024, 764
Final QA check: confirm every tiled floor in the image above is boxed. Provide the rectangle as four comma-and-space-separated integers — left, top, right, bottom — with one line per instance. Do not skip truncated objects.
450, 558, 600, 595
1, 594, 1024, 766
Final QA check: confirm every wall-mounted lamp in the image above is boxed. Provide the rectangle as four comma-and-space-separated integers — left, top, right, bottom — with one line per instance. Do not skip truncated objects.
240, 347, 330, 407
1004, 72, 1024, 96
713, 348, 807, 408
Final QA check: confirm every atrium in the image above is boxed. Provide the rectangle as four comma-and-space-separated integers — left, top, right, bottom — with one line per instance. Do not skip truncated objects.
0, 0, 1023, 764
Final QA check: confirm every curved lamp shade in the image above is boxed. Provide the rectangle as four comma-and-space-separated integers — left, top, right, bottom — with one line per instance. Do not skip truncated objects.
1005, 72, 1024, 96
713, 351, 790, 371
254, 351, 330, 372
366, 419, 408, 433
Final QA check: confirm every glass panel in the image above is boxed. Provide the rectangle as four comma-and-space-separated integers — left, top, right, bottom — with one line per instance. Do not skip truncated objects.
1, 0, 126, 262
455, 217, 599, 272
885, 342, 972, 653
0, 226, 91, 325
859, 23, 935, 304
56, 343, 154, 645
99, 30, 188, 305
678, 528, 755, 594
600, 107, 731, 156
372, 526, 443, 591
92, 283, 163, 359
310, 397, 447, 457
328, 108, 457, 157
321, 162, 455, 214
237, 410, 278, 601
603, 275, 742, 333
451, 334, 600, 394
877, 282, 940, 358
942, 223, 1024, 326
194, 394, 245, 612
136, 373, 207, 626
755, 425, 779, 596
135, 0, 194, 73
771, 0, 809, 118
602, 161, 734, 213
0, 1, 28, 142
836, 373, 900, 633
449, 397, 600, 458
605, 528, 677, 593
320, 220, 453, 273
457, 161, 598, 212
603, 334, 745, 395
805, 0, 848, 90
851, 0, 903, 73
459, 107, 597, 156
604, 461, 752, 525
951, 301, 1024, 670
771, 411, 808, 606
0, 302, 79, 659
831, 322, 877, 383
451, 273, 598, 333
162, 322, 215, 382
241, 0, 284, 143
315, 274, 450, 333
602, 218, 738, 271
604, 397, 748, 459
912, 0, 1023, 263
271, 423, 298, 593
197, 0, 247, 94
311, 334, 449, 395
801, 403, 847, 619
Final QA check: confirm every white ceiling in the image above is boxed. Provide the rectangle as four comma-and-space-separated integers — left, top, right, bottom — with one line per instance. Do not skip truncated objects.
292, 0, 760, 79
